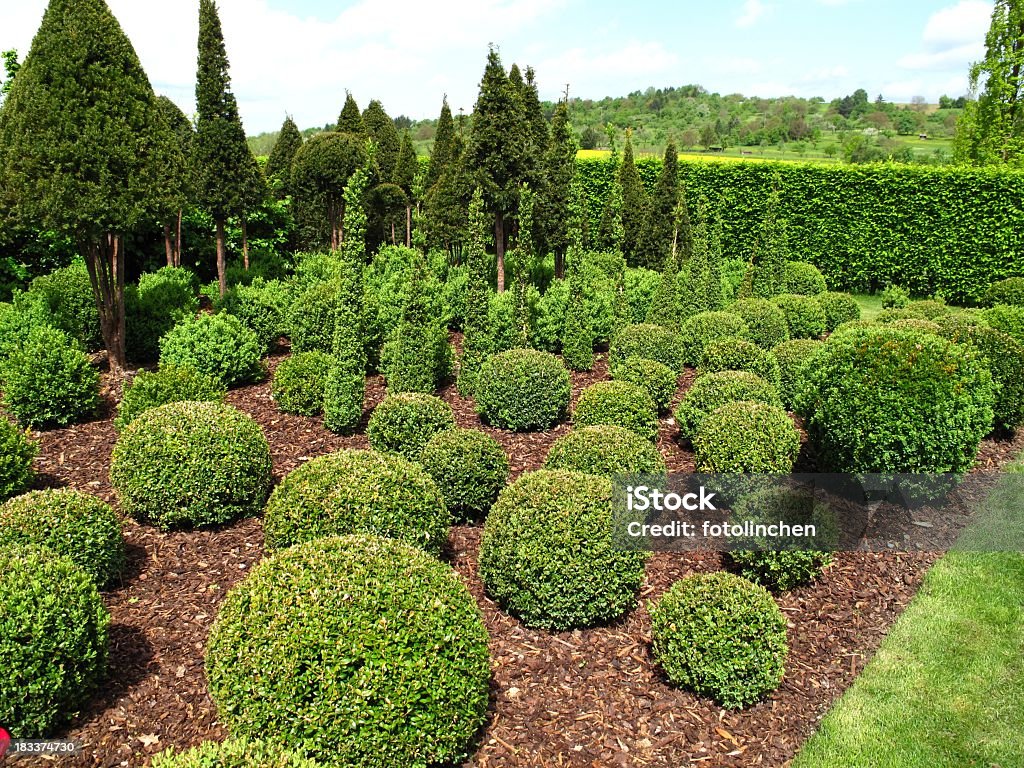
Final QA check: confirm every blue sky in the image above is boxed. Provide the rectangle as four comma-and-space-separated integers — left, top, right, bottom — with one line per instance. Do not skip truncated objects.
5, 0, 993, 134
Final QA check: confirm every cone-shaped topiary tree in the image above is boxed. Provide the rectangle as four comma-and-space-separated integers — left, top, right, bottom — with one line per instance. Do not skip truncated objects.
457, 188, 492, 396
619, 134, 652, 267
362, 99, 400, 185
562, 182, 593, 371
336, 91, 364, 135
394, 132, 418, 247
511, 183, 534, 348
291, 132, 365, 251
425, 96, 456, 192
539, 98, 576, 278
743, 175, 788, 299
265, 115, 303, 196
153, 96, 192, 268
651, 141, 679, 264
646, 250, 680, 331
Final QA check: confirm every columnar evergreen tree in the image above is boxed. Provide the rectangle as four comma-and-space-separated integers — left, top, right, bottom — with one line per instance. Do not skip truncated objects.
651, 141, 679, 263
646, 250, 679, 330
457, 188, 492, 395
0, 0, 166, 372
337, 92, 364, 135
290, 132, 365, 250
265, 116, 303, 195
394, 132, 418, 247
679, 196, 724, 317
619, 134, 652, 267
424, 96, 456, 192
362, 99, 400, 183
743, 176, 788, 298
237, 151, 267, 270
511, 183, 534, 348
539, 99, 576, 278
671, 182, 694, 262
561, 180, 593, 371
385, 253, 449, 393
426, 133, 470, 258
154, 95, 192, 268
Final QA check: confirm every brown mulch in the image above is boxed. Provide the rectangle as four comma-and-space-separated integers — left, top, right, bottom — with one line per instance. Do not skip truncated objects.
13, 347, 1023, 768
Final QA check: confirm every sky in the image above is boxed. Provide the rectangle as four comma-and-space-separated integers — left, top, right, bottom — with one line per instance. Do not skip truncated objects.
2, 0, 995, 135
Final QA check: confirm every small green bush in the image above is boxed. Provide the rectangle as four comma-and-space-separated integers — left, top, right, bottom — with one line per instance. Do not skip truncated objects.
544, 425, 667, 478
609, 323, 683, 372
475, 349, 570, 432
0, 420, 35, 501
698, 337, 781, 387
288, 279, 339, 353
263, 449, 449, 555
693, 401, 800, 473
814, 292, 861, 332
28, 261, 102, 350
983, 304, 1024, 344
159, 313, 265, 388
110, 401, 272, 530
0, 291, 53, 363
271, 351, 332, 416
573, 380, 659, 441
126, 267, 198, 362
206, 535, 490, 768
936, 311, 988, 336
905, 299, 950, 320
649, 571, 787, 708
479, 470, 649, 630
674, 370, 782, 441
151, 739, 322, 768
115, 365, 225, 431
726, 298, 790, 349
611, 356, 677, 414
0, 546, 109, 736
984, 277, 1024, 308
218, 278, 291, 354
781, 261, 827, 296
892, 318, 942, 335
0, 324, 100, 428
770, 294, 826, 339
367, 393, 455, 461
876, 308, 917, 324
679, 311, 750, 367
419, 428, 509, 522
772, 338, 824, 409
943, 325, 1024, 432
881, 284, 911, 309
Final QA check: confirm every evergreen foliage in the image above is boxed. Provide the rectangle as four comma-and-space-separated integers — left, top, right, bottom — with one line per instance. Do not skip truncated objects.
651, 141, 680, 263
646, 250, 680, 330
384, 253, 451, 393
539, 99, 577, 275
265, 116, 303, 193
619, 135, 652, 267
362, 99, 400, 184
457, 188, 492, 395
336, 91, 364, 135
743, 175, 789, 299
425, 97, 456, 192
290, 132, 365, 250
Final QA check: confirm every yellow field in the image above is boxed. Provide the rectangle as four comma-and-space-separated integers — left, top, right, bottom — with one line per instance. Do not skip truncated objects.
576, 148, 802, 164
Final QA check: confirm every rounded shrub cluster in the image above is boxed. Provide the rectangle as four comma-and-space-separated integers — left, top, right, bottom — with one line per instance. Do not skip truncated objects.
674, 370, 782, 441
263, 449, 449, 555
115, 365, 226, 431
814, 292, 861, 332
367, 393, 456, 461
875, 308, 917, 325
772, 338, 824, 409
0, 419, 35, 501
982, 304, 1024, 344
881, 284, 911, 309
270, 351, 332, 416
680, 311, 750, 367
649, 571, 787, 708
891, 318, 941, 335
698, 337, 781, 387
419, 428, 509, 522
726, 298, 789, 349
219, 278, 291, 354
151, 739, 321, 768
0, 546, 109, 737
693, 401, 800, 473
609, 323, 683, 371
573, 380, 659, 441
479, 470, 649, 630
984, 277, 1024, 308
111, 401, 272, 530
0, 489, 125, 588
206, 535, 490, 768
126, 267, 199, 362
943, 324, 1024, 432
795, 326, 996, 474
936, 311, 987, 336
28, 261, 102, 350
611, 356, 677, 414
159, 313, 265, 388
475, 349, 570, 432
781, 261, 827, 296
288, 280, 339, 353
544, 425, 667, 478
904, 299, 950, 320
770, 294, 826, 339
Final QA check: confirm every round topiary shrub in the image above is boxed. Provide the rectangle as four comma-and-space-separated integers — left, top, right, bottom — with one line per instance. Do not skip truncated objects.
876, 308, 917, 324
573, 380, 659, 442
693, 401, 801, 473
680, 311, 750, 367
0, 419, 35, 502
110, 401, 272, 530
891, 318, 942, 335
544, 425, 667, 478
367, 393, 456, 461
795, 326, 996, 473
271, 351, 332, 416
983, 304, 1024, 344
936, 311, 987, 336
609, 323, 683, 371
943, 324, 1024, 432
726, 298, 790, 349
263, 449, 449, 555
419, 428, 509, 522
479, 469, 649, 630
674, 370, 782, 441
781, 261, 827, 296
904, 299, 950, 320
475, 349, 570, 432
649, 571, 787, 708
0, 324, 100, 428
151, 739, 321, 768
115, 365, 226, 431
984, 277, 1024, 308
770, 294, 826, 339
159, 312, 265, 388
205, 535, 490, 768
881, 284, 911, 309
218, 278, 291, 354
288, 280, 339, 353
0, 489, 125, 588
814, 292, 861, 332
611, 356, 677, 414
0, 546, 109, 736
772, 338, 824, 409
698, 337, 781, 387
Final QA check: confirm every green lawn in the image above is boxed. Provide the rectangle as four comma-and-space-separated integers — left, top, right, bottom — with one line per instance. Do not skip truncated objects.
852, 293, 885, 321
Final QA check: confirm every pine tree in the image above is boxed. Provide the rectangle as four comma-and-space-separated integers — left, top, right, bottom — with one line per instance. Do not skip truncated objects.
424, 96, 456, 192
744, 176, 788, 299
337, 92, 364, 135
153, 95, 192, 268
457, 188, 492, 396
619, 134, 652, 267
651, 141, 679, 263
0, 0, 166, 371
539, 98, 576, 278
362, 99, 400, 183
265, 116, 303, 195
511, 183, 534, 348
394, 131, 418, 247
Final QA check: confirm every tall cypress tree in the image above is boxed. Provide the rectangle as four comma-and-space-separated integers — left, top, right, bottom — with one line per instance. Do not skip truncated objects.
237, 151, 266, 270
394, 131, 418, 247
651, 141, 679, 263
743, 176, 788, 299
425, 133, 470, 259
457, 188, 492, 396
511, 183, 534, 348
290, 132, 365, 250
540, 99, 576, 278
154, 95, 192, 268
337, 92, 364, 135
0, 0, 165, 371
362, 99, 400, 183
619, 134, 651, 268
425, 96, 455, 192
265, 116, 303, 195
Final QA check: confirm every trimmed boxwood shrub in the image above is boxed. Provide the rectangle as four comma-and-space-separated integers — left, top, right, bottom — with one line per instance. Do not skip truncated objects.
936, 311, 988, 336
795, 327, 996, 474
892, 318, 942, 335
610, 356, 677, 414
773, 338, 824, 409
781, 261, 827, 296
0, 324, 100, 428
159, 313, 265, 388
876, 308, 917, 324
28, 261, 102, 350
479, 469, 649, 630
0, 546, 109, 737
814, 291, 861, 332
609, 323, 683, 371
984, 277, 1024, 308
544, 425, 667, 478
151, 739, 321, 768
126, 267, 199, 362
110, 402, 272, 530
0, 489, 125, 588
475, 349, 570, 432
649, 571, 787, 708
881, 284, 911, 309
942, 325, 1024, 432
218, 278, 291, 354
263, 449, 449, 555
573, 380, 659, 441
770, 294, 826, 339
680, 311, 749, 367
288, 280, 339, 353
205, 535, 490, 768
271, 351, 332, 416
115, 365, 226, 431
698, 337, 781, 387
674, 370, 782, 441
0, 420, 35, 501
726, 298, 789, 349
905, 299, 950, 320
693, 401, 801, 473
982, 304, 1024, 344
419, 428, 509, 522
367, 393, 455, 461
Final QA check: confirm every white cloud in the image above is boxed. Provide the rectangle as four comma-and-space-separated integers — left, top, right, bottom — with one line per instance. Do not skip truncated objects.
897, 1, 989, 72
801, 65, 850, 83
736, 0, 768, 28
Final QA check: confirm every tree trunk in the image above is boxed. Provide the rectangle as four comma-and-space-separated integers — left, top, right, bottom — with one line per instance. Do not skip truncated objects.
329, 200, 338, 251
216, 218, 227, 298
164, 224, 174, 267
242, 215, 249, 271
83, 233, 127, 374
391, 221, 396, 246
555, 249, 565, 280
175, 209, 183, 267
495, 212, 506, 293
405, 205, 412, 248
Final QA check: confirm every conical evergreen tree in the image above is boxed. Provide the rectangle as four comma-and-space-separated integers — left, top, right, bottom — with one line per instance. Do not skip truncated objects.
425, 96, 455, 192
646, 250, 679, 330
154, 95, 191, 268
290, 132, 365, 250
425, 133, 470, 258
386, 253, 449, 393
651, 141, 679, 263
337, 92, 364, 134
678, 196, 724, 317
394, 131, 418, 247
561, 180, 593, 371
457, 188, 493, 396
237, 151, 267, 270
671, 182, 694, 263
539, 99, 576, 278
619, 134, 651, 267
362, 99, 400, 183
743, 176, 788, 299
265, 116, 303, 195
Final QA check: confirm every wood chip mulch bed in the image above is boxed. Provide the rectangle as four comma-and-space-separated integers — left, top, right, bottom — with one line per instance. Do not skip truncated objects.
16, 345, 1024, 768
